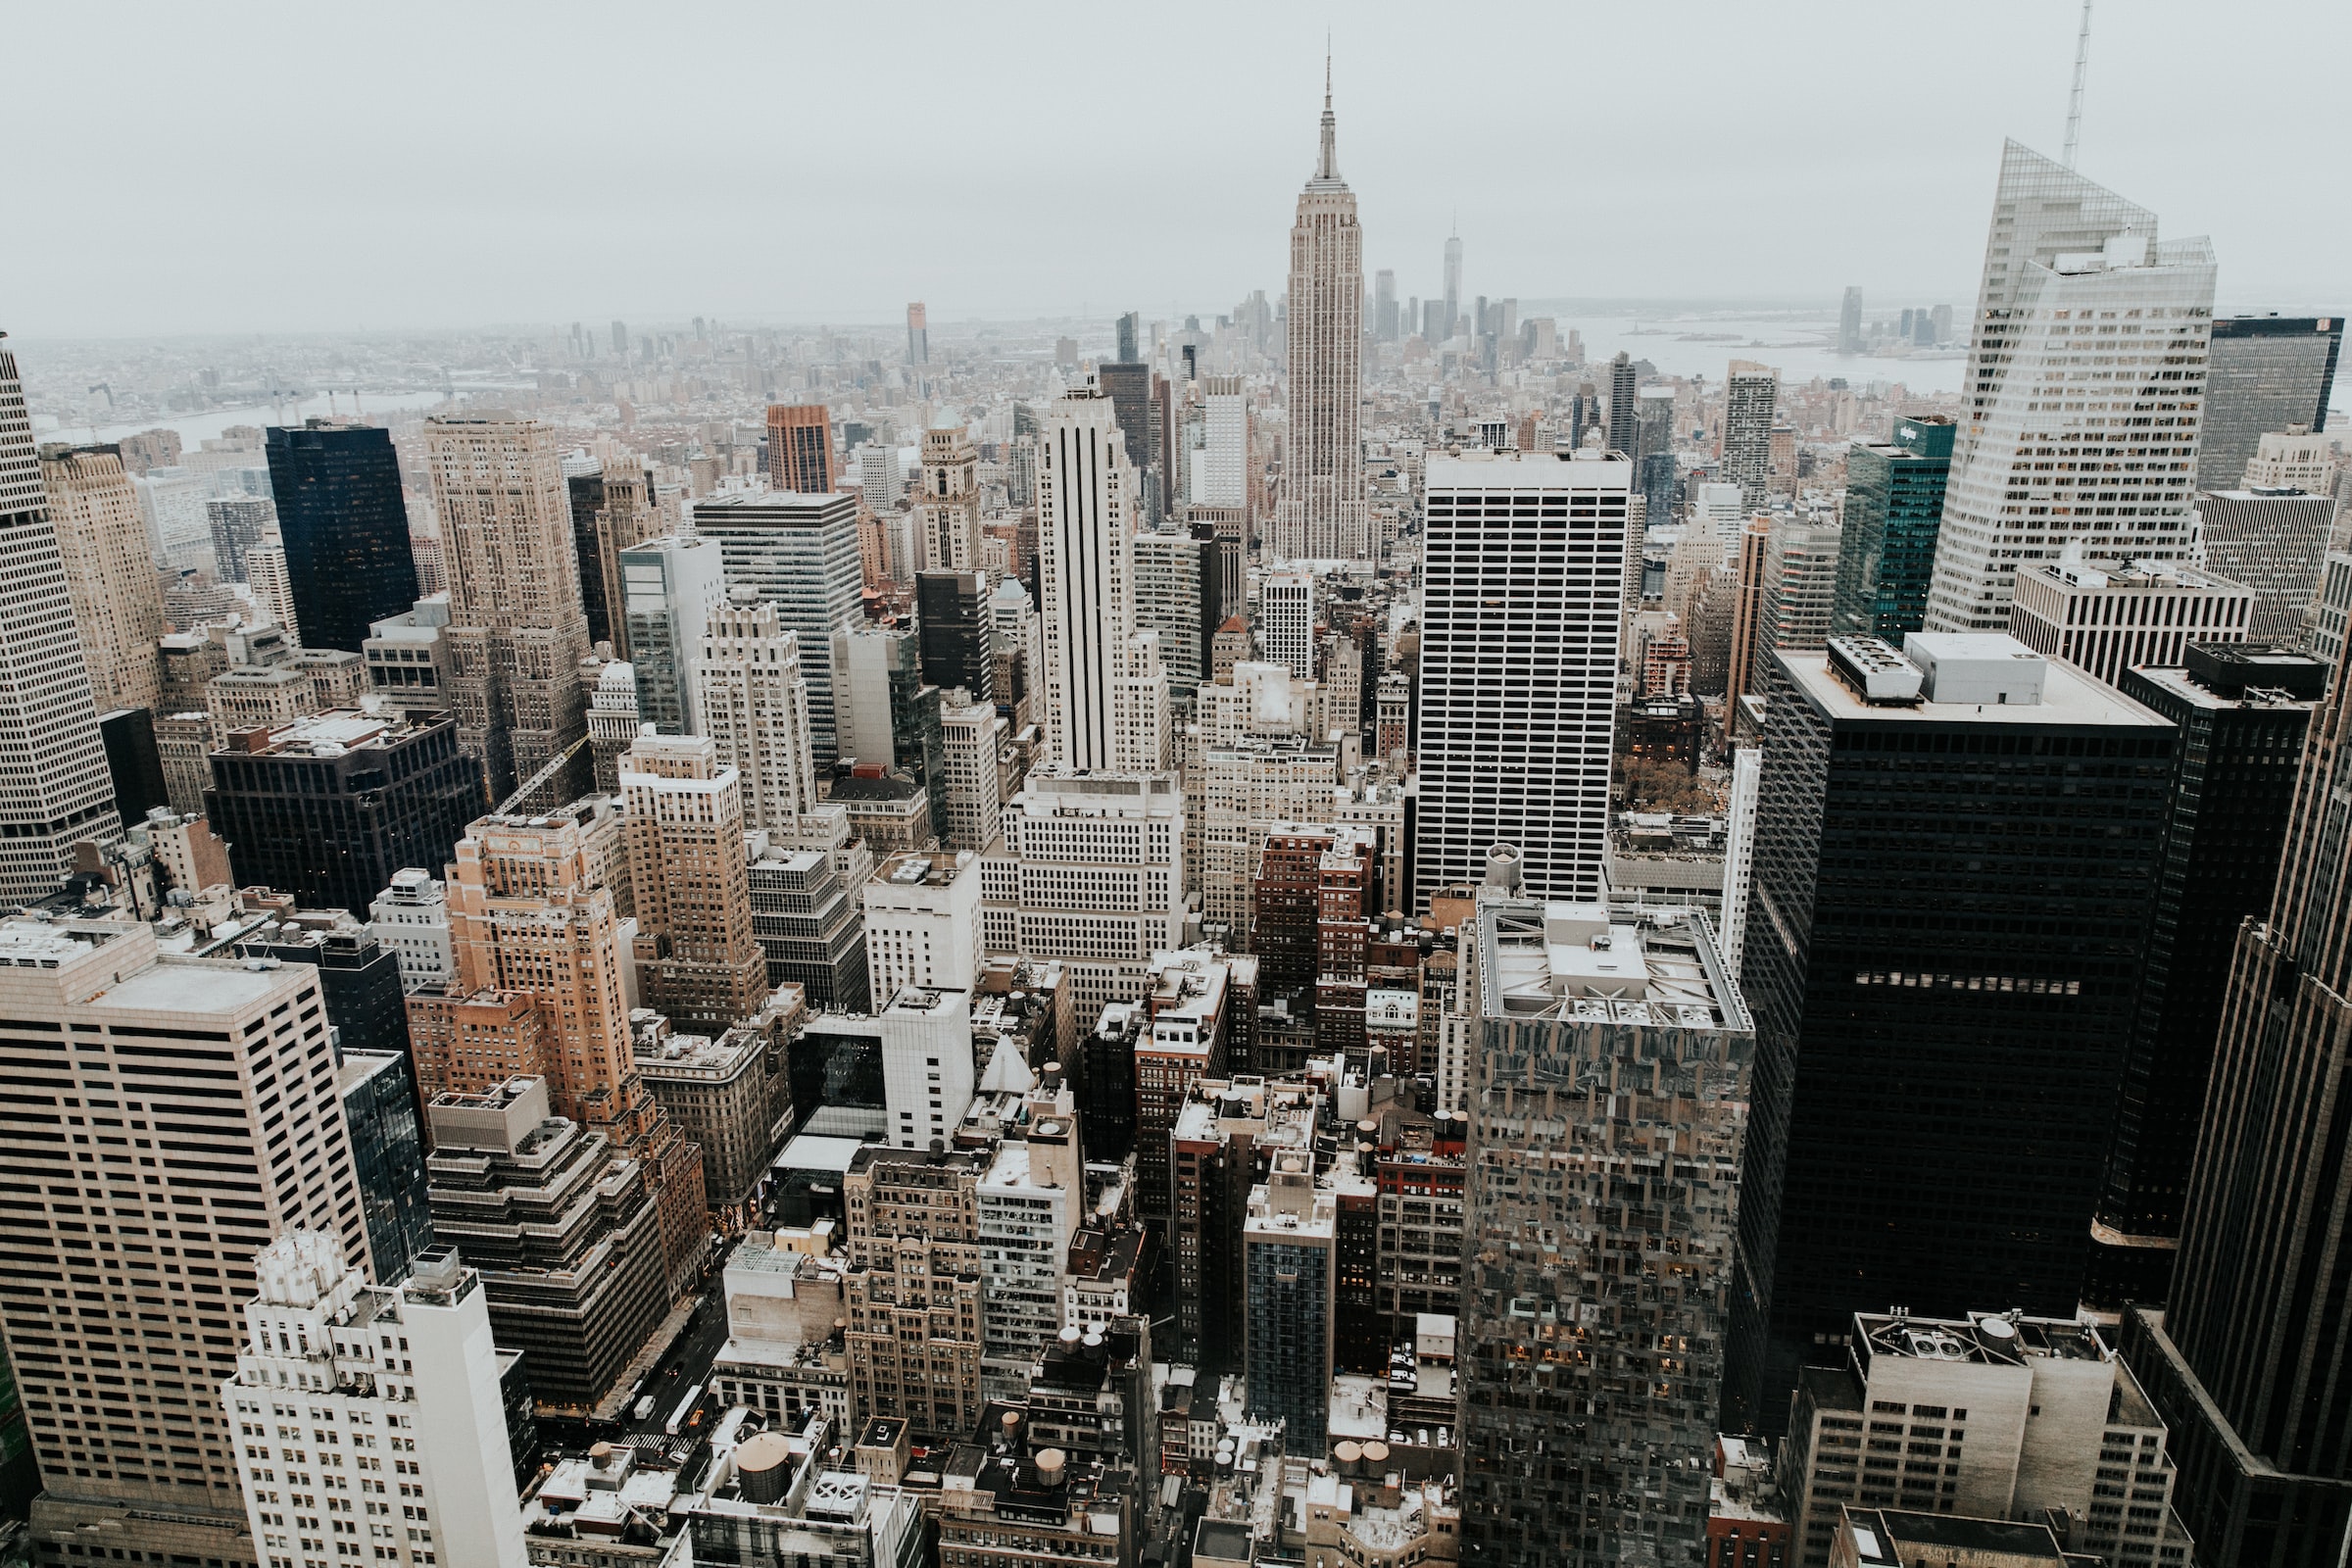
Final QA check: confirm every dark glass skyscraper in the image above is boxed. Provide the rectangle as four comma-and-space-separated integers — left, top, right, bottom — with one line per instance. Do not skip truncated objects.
565, 466, 611, 647
1096, 361, 1155, 509
2089, 646, 2321, 1308
915, 569, 995, 703
1832, 415, 1954, 640
340, 1048, 435, 1288
264, 419, 418, 654
2197, 315, 2342, 491
2122, 632, 2352, 1568
1726, 634, 2173, 1432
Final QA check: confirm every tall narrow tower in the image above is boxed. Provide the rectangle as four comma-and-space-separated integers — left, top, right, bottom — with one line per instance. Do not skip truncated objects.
1270, 65, 1369, 563
0, 338, 120, 902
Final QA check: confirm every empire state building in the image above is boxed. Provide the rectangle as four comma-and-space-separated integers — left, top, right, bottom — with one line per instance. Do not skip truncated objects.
1271, 69, 1370, 563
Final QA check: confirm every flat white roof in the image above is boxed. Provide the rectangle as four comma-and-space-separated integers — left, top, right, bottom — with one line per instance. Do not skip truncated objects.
1781, 647, 2169, 728
1426, 453, 1632, 491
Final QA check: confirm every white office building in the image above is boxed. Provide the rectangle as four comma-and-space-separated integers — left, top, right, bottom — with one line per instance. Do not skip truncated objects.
692, 490, 865, 765
225, 1233, 528, 1568
370, 867, 454, 993
1035, 387, 1169, 771
1924, 142, 2218, 633
697, 586, 819, 832
1193, 375, 1250, 511
1415, 447, 1631, 908
938, 693, 1003, 854
878, 984, 973, 1150
617, 532, 725, 736
1259, 568, 1316, 681
862, 848, 984, 1011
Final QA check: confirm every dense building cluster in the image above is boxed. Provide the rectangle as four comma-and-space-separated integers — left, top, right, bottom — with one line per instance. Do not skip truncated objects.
1, 41, 2350, 1568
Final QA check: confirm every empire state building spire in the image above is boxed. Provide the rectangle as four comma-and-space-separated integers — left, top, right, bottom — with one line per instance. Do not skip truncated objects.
1271, 62, 1369, 562
1316, 52, 1339, 184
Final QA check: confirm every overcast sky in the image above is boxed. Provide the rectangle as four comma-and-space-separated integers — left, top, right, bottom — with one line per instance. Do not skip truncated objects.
13, 0, 2346, 338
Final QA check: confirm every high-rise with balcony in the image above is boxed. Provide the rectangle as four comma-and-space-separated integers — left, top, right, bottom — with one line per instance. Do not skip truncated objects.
0, 918, 363, 1568
0, 340, 121, 902
427, 416, 591, 802
1413, 447, 1630, 910
1923, 143, 2216, 634
1269, 73, 1369, 563
36, 443, 164, 715
265, 419, 419, 656
764, 404, 835, 494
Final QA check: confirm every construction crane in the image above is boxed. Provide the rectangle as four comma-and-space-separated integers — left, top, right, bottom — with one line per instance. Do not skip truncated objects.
493, 733, 591, 817
2062, 0, 2092, 169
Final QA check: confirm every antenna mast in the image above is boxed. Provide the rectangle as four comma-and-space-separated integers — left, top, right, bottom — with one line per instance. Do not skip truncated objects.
2062, 0, 2092, 169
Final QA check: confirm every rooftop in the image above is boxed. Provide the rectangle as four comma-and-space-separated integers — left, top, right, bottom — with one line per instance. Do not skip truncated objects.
1478, 900, 1742, 1031
1787, 639, 2169, 729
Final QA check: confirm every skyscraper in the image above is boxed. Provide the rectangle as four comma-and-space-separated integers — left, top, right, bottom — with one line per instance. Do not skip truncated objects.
1374, 268, 1398, 341
1443, 226, 1462, 340
912, 422, 981, 571
906, 300, 928, 367
427, 416, 591, 801
1270, 71, 1369, 563
2197, 315, 2341, 492
2112, 609, 2352, 1568
616, 531, 724, 734
37, 444, 165, 715
1722, 360, 1780, 506
692, 490, 865, 765
0, 340, 121, 903
1455, 887, 1751, 1567
1838, 285, 1864, 354
1034, 387, 1168, 772
1413, 447, 1630, 910
2194, 486, 2336, 642
915, 569, 996, 704
763, 403, 835, 494
264, 419, 420, 655
1923, 143, 2216, 633
622, 731, 769, 1032
1606, 351, 1639, 458
700, 588, 817, 832
1726, 634, 2174, 1430
1259, 568, 1315, 680
1832, 415, 1956, 639
0, 918, 364, 1566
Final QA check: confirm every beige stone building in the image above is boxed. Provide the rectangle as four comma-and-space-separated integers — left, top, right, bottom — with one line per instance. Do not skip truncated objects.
843, 1145, 987, 1441
38, 442, 165, 714
623, 730, 769, 1032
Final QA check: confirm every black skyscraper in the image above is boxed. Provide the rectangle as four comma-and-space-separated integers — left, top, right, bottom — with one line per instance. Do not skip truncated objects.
1096, 361, 1156, 505
206, 713, 484, 919
1726, 634, 2173, 1432
566, 467, 611, 648
1606, 351, 1638, 456
2088, 647, 2322, 1308
915, 569, 995, 704
237, 919, 412, 1058
97, 708, 169, 828
2122, 636, 2352, 1567
265, 420, 418, 653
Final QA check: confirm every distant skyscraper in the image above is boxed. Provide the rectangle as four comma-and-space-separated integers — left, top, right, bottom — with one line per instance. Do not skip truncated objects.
1722, 360, 1779, 506
1115, 311, 1140, 364
906, 300, 928, 366
1373, 268, 1398, 341
1726, 634, 2173, 1431
589, 460, 661, 661
1414, 448, 1631, 910
1757, 514, 1843, 662
611, 318, 628, 356
1034, 387, 1168, 772
38, 443, 165, 715
1923, 143, 2216, 633
1270, 73, 1369, 562
427, 416, 591, 801
1606, 352, 1639, 457
1443, 226, 1462, 339
0, 341, 121, 903
265, 419, 419, 655
1832, 415, 1956, 639
2197, 316, 2341, 493
2123, 631, 2352, 1564
763, 403, 835, 494
1838, 284, 1864, 353
913, 422, 981, 571
692, 490, 864, 766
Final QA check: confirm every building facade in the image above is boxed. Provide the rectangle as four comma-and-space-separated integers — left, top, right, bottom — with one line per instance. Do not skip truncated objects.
1269, 75, 1369, 562
264, 420, 420, 656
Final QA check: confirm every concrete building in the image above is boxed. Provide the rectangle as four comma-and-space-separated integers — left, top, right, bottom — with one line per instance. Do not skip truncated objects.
1454, 889, 1751, 1568
0, 344, 122, 903
37, 443, 165, 715
621, 731, 768, 1032
763, 404, 835, 495
1259, 569, 1316, 682
363, 597, 455, 722
2240, 424, 2340, 496
2006, 552, 2252, 685
370, 866, 454, 994
747, 825, 868, 1011
631, 1010, 788, 1214
1780, 1312, 2190, 1568
0, 919, 364, 1567
2195, 487, 2336, 643
427, 416, 591, 803
1759, 514, 1844, 663
1416, 448, 1630, 908
1923, 145, 2215, 634
861, 849, 983, 1012
698, 588, 819, 832
1132, 529, 1218, 694
423, 1079, 670, 1414
1723, 361, 1781, 506
877, 984, 974, 1151
982, 772, 1188, 1027
223, 1232, 529, 1568
975, 1078, 1083, 1395
937, 692, 1003, 854
691, 490, 864, 767
841, 1146, 987, 1440
912, 423, 980, 572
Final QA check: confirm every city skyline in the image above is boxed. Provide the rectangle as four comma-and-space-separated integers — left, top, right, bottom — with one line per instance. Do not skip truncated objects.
12, 1, 2347, 337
